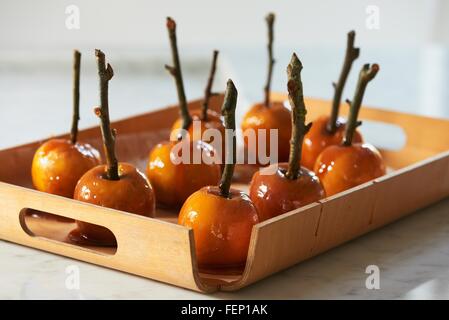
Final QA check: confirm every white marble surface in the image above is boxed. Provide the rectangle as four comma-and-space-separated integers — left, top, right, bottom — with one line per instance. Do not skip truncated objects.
1, 47, 449, 299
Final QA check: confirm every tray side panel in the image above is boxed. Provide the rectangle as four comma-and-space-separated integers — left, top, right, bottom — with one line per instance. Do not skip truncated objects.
221, 152, 449, 291
371, 151, 449, 228
0, 182, 215, 292
312, 182, 380, 255
222, 203, 322, 291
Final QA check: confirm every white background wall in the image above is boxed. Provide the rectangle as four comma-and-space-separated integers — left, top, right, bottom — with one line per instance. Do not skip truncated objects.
0, 0, 446, 51
0, 0, 448, 148
0, 0, 449, 51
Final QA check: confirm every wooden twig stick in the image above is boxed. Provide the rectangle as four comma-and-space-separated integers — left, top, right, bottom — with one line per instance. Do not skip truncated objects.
285, 53, 312, 180
219, 79, 238, 198
165, 17, 191, 130
201, 50, 219, 121
264, 13, 275, 107
95, 49, 119, 180
327, 30, 360, 133
343, 63, 379, 146
70, 50, 81, 144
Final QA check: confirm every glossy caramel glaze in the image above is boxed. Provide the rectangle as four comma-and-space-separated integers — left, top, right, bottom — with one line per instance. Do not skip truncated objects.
249, 163, 325, 221
241, 102, 291, 164
178, 186, 259, 268
302, 115, 363, 170
73, 162, 156, 246
314, 143, 386, 196
31, 139, 101, 198
146, 139, 221, 208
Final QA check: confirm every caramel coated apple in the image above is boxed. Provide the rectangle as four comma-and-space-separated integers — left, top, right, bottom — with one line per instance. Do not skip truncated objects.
249, 163, 325, 221
70, 49, 156, 246
74, 163, 155, 245
314, 143, 385, 196
241, 101, 291, 163
248, 53, 325, 221
302, 31, 361, 171
178, 186, 259, 268
32, 139, 100, 198
166, 23, 225, 161
149, 22, 222, 208
314, 63, 384, 196
178, 79, 260, 269
146, 139, 221, 208
302, 115, 362, 170
241, 13, 291, 164
31, 50, 100, 200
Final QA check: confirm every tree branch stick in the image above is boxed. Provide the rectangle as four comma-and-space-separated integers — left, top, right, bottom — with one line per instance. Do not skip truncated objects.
166, 17, 191, 130
263, 12, 275, 107
95, 49, 119, 180
70, 50, 81, 144
327, 30, 360, 133
201, 50, 219, 121
343, 63, 379, 146
219, 79, 238, 198
285, 53, 311, 180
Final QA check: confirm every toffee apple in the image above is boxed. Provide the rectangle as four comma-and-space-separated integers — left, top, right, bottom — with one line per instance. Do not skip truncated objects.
146, 18, 221, 208
314, 63, 386, 196
302, 31, 363, 170
249, 53, 325, 222
166, 17, 224, 152
32, 50, 101, 200
71, 50, 155, 246
241, 13, 291, 164
146, 138, 221, 208
178, 80, 260, 268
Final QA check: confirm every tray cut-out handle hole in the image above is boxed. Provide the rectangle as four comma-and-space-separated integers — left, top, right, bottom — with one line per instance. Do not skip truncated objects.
19, 208, 117, 255
359, 120, 406, 151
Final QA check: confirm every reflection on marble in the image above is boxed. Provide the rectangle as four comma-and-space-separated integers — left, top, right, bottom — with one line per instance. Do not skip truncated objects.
1, 197, 449, 299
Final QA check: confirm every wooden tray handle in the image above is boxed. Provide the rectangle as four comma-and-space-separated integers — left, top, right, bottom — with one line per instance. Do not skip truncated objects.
357, 107, 449, 153
356, 106, 449, 168
271, 94, 449, 168
0, 182, 216, 292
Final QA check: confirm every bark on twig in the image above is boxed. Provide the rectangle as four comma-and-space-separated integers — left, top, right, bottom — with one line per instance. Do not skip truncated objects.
343, 63, 379, 146
70, 50, 81, 144
95, 49, 119, 180
165, 17, 191, 130
219, 79, 238, 198
201, 50, 219, 120
263, 13, 275, 107
327, 30, 360, 133
285, 53, 312, 180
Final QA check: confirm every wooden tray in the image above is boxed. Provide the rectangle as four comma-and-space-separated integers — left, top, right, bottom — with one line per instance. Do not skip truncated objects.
1, 93, 449, 293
